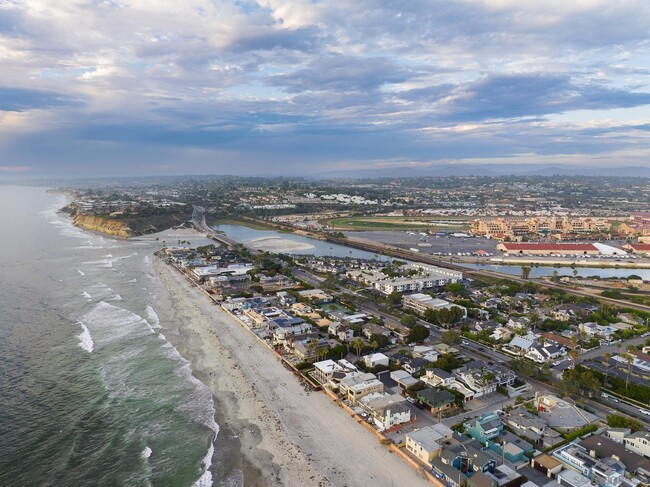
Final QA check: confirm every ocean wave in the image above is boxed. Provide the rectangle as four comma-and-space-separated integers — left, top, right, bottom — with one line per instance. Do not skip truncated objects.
141, 447, 153, 459
145, 306, 161, 328
81, 291, 92, 301
77, 322, 94, 353
160, 342, 219, 434
79, 301, 155, 347
192, 442, 214, 487
77, 269, 85, 276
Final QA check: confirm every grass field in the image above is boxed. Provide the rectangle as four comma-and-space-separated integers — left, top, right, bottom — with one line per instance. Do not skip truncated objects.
327, 216, 471, 231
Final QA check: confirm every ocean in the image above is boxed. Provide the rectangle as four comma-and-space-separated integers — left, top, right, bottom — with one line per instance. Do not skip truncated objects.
0, 186, 222, 486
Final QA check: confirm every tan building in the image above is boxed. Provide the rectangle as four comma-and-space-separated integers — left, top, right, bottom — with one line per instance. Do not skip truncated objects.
471, 216, 610, 240
405, 424, 453, 466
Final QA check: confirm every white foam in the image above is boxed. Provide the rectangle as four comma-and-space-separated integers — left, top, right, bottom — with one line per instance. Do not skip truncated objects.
192, 442, 214, 487
145, 306, 161, 328
79, 301, 155, 346
160, 343, 219, 434
77, 322, 94, 353
82, 291, 92, 301
141, 447, 153, 459
77, 269, 85, 276
108, 294, 123, 301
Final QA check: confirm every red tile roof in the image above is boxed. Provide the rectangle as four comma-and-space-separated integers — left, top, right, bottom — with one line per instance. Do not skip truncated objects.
630, 244, 650, 251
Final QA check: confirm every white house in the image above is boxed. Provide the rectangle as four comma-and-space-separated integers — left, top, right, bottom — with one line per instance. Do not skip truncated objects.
359, 392, 411, 430
364, 352, 389, 368
339, 372, 384, 403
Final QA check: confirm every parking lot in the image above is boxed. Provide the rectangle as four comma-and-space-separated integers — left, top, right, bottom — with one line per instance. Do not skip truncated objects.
345, 231, 498, 256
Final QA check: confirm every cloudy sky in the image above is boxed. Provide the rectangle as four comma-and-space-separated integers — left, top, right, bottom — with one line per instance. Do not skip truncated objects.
1, 0, 650, 177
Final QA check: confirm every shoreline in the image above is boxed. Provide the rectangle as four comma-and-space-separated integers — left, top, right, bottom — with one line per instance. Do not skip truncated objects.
153, 256, 431, 487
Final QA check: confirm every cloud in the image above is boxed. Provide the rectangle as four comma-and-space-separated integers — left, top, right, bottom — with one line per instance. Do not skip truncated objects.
1, 0, 650, 175
0, 87, 82, 112
401, 73, 650, 121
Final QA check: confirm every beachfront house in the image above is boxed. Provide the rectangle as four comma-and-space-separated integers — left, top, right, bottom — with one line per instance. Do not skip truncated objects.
359, 392, 411, 430
405, 423, 453, 466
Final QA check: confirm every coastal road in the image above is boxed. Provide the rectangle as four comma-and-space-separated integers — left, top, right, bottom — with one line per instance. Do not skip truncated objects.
192, 206, 238, 247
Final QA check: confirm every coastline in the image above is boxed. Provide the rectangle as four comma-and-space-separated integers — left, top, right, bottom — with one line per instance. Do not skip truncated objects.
153, 256, 431, 487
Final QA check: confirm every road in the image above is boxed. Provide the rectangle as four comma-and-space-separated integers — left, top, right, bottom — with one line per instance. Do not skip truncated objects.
192, 206, 238, 247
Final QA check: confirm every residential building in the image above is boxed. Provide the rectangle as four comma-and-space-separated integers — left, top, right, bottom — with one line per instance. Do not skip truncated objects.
297, 289, 333, 304
405, 423, 453, 466
312, 359, 357, 385
339, 372, 384, 403
556, 469, 597, 487
364, 352, 389, 368
553, 443, 625, 487
359, 392, 411, 430
580, 434, 650, 480
402, 293, 467, 319
531, 454, 564, 479
416, 388, 456, 413
535, 395, 598, 432
390, 369, 419, 388
465, 413, 504, 443
622, 431, 650, 459
423, 368, 456, 388
454, 360, 516, 399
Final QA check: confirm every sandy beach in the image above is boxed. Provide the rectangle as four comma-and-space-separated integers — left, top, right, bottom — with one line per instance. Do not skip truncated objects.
154, 256, 430, 487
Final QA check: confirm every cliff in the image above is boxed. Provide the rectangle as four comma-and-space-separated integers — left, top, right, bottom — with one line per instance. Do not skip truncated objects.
73, 215, 133, 237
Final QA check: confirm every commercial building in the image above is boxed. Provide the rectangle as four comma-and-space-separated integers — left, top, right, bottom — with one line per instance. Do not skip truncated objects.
497, 243, 601, 256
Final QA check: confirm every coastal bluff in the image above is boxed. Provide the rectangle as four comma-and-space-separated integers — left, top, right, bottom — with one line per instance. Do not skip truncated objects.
73, 214, 132, 237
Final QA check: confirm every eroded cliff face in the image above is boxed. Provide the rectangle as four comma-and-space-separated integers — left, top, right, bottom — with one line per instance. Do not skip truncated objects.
73, 215, 132, 237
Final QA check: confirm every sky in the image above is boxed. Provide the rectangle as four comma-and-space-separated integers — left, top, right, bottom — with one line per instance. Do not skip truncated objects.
1, 0, 650, 178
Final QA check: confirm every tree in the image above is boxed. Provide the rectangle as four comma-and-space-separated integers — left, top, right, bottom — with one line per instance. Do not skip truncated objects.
558, 367, 600, 397
625, 347, 636, 390
401, 314, 417, 328
568, 348, 580, 369
407, 324, 430, 343
442, 330, 462, 345
371, 340, 379, 353
603, 352, 612, 387
607, 414, 643, 432
387, 291, 402, 306
307, 339, 318, 362
351, 337, 364, 359
445, 282, 466, 295
521, 266, 531, 279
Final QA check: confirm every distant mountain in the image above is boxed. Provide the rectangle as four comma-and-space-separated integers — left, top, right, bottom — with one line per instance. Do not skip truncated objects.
318, 164, 650, 178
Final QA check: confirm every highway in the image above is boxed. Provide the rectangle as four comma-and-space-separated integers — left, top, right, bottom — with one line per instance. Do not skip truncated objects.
191, 206, 238, 247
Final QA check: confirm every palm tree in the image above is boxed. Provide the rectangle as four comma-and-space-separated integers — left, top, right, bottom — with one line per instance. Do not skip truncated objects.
351, 337, 364, 359
625, 345, 636, 390
569, 348, 580, 370
579, 326, 588, 351
603, 352, 612, 387
371, 340, 379, 353
552, 270, 559, 283
307, 338, 318, 361
539, 335, 546, 348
